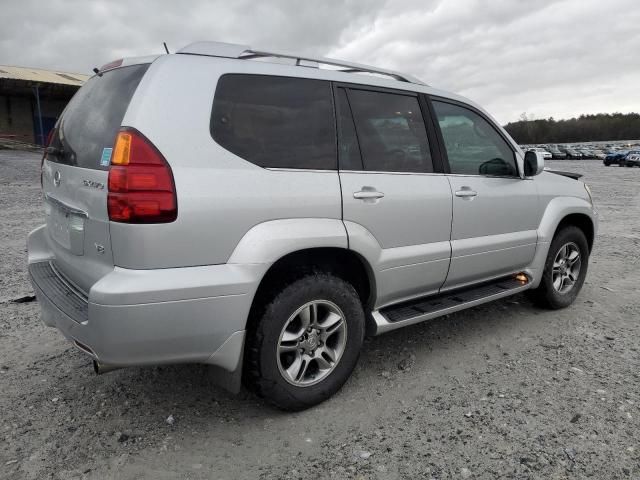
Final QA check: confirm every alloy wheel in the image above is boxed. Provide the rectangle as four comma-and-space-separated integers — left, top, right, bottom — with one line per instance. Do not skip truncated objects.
552, 242, 582, 294
276, 300, 348, 387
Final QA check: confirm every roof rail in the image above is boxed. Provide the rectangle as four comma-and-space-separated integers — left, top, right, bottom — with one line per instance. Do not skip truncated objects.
176, 41, 426, 85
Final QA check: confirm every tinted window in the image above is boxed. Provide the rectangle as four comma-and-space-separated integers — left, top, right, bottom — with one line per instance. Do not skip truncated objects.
211, 75, 335, 169
48, 64, 149, 170
335, 88, 363, 170
347, 89, 433, 173
432, 101, 517, 176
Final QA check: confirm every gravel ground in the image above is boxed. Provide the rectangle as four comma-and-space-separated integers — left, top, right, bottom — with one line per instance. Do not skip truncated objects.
1, 150, 639, 479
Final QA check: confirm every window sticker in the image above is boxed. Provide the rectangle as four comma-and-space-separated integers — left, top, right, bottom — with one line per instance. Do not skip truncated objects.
100, 147, 113, 167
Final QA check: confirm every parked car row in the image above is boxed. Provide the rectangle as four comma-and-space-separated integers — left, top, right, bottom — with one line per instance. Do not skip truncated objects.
526, 147, 552, 159
605, 150, 640, 167
627, 151, 640, 167
521, 145, 607, 160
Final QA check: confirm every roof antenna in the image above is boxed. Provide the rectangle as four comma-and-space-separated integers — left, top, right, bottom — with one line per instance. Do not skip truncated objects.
163, 42, 170, 54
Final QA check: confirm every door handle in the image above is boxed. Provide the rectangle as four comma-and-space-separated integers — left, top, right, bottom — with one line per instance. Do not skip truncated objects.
353, 189, 385, 200
455, 188, 477, 198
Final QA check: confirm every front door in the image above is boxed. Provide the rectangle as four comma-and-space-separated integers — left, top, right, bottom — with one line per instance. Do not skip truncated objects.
430, 98, 540, 290
336, 86, 453, 308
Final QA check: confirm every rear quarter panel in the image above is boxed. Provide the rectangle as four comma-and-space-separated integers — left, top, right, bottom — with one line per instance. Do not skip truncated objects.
113, 54, 342, 269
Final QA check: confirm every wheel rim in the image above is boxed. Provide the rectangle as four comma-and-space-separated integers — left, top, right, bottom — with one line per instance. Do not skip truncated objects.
276, 300, 348, 387
552, 242, 582, 294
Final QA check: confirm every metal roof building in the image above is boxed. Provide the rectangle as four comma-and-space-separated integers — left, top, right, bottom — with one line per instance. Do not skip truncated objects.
0, 65, 89, 86
0, 65, 89, 146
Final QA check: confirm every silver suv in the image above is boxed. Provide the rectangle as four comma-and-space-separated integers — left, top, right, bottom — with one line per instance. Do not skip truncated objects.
28, 42, 597, 410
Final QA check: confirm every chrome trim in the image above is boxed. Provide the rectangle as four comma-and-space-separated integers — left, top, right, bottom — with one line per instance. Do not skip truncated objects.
266, 169, 527, 180
44, 193, 89, 218
455, 189, 478, 198
267, 168, 441, 176
74, 340, 97, 358
353, 189, 385, 200
340, 169, 439, 176
340, 170, 524, 179
444, 173, 523, 180
265, 168, 336, 173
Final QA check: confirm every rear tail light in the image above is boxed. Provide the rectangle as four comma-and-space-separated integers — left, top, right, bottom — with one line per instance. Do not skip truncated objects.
107, 129, 177, 223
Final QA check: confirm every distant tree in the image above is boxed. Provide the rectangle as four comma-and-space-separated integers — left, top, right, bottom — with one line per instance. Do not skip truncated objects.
503, 113, 640, 144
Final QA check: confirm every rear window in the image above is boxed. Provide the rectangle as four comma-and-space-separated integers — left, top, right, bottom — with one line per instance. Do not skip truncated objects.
211, 74, 336, 170
347, 89, 433, 173
48, 64, 149, 170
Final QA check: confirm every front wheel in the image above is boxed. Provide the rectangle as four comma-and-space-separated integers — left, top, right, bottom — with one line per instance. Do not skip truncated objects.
529, 226, 589, 309
245, 273, 365, 410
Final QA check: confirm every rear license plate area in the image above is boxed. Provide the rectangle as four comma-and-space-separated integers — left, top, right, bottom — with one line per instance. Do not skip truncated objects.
46, 202, 85, 255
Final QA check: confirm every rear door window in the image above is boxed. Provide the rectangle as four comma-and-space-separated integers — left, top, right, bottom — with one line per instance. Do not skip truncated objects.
346, 89, 433, 173
211, 74, 336, 170
48, 64, 149, 170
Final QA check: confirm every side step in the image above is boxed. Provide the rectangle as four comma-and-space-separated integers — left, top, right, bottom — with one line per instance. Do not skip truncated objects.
372, 275, 531, 335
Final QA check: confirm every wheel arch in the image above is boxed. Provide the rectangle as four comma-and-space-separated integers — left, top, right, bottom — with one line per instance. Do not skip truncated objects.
526, 197, 596, 288
554, 213, 595, 252
247, 246, 376, 320
537, 197, 596, 248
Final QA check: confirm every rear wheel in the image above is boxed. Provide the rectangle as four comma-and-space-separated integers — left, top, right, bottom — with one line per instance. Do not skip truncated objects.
245, 273, 365, 410
529, 226, 589, 309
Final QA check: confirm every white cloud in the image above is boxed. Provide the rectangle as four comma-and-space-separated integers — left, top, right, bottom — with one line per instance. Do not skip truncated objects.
1, 0, 638, 122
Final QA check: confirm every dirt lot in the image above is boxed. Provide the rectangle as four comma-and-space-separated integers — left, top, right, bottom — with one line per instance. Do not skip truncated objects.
1, 150, 639, 479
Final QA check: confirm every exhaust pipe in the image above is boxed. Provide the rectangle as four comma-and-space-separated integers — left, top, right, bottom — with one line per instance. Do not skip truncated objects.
93, 360, 122, 375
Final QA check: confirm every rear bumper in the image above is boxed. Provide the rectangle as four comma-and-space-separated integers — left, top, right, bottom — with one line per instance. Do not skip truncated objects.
27, 225, 267, 372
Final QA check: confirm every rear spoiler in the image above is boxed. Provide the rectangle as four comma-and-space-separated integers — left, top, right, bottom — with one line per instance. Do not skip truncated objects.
543, 168, 583, 180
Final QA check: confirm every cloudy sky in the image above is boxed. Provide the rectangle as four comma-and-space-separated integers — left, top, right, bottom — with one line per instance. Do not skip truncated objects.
1, 0, 638, 123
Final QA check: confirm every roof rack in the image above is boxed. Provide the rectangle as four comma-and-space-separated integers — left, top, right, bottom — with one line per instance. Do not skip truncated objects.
176, 41, 426, 85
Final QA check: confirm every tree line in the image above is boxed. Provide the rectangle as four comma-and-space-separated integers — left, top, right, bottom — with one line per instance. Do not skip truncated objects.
503, 113, 640, 144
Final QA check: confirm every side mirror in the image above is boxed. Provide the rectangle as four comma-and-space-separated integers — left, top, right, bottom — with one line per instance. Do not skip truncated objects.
524, 151, 545, 176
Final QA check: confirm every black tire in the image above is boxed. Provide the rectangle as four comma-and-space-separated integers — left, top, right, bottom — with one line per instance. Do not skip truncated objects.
529, 226, 589, 309
245, 273, 365, 411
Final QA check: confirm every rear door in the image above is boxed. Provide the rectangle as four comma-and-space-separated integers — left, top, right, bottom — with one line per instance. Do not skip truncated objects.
336, 85, 453, 308
42, 63, 149, 292
429, 98, 539, 290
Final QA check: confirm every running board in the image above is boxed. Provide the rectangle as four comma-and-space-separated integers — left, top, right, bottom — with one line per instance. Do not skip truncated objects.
372, 276, 531, 335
